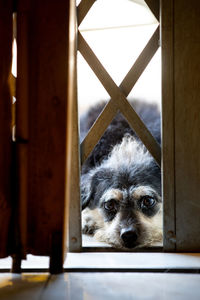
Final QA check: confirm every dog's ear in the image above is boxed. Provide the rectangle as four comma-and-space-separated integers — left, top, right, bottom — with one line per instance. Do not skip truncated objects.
81, 172, 95, 210
81, 169, 106, 210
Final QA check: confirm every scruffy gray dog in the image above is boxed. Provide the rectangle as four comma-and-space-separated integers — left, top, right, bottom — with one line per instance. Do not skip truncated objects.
80, 100, 162, 249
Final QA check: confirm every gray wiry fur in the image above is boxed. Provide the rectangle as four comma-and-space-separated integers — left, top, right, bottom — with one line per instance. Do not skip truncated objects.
81, 101, 162, 249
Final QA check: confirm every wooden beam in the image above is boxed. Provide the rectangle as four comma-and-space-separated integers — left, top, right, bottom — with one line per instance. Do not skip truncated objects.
81, 99, 118, 165
174, 0, 200, 251
16, 0, 30, 258
0, 0, 13, 258
78, 31, 161, 166
161, 0, 176, 251
66, 0, 82, 252
77, 0, 96, 26
23, 1, 69, 267
120, 27, 159, 95
11, 254, 22, 273
145, 0, 159, 20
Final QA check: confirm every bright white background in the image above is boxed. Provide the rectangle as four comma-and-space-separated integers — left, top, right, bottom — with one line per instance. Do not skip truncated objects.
77, 0, 161, 113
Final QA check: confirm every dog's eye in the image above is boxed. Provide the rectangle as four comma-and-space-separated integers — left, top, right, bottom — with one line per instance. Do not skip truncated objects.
140, 196, 156, 209
104, 199, 118, 212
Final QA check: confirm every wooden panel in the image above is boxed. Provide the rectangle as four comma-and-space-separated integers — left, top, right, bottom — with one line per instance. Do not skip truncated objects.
78, 31, 161, 166
174, 0, 200, 251
0, 0, 13, 257
16, 0, 30, 258
23, 0, 70, 265
161, 0, 176, 250
66, 0, 82, 252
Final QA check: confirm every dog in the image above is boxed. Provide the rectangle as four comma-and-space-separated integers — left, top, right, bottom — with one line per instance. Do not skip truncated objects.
80, 100, 162, 249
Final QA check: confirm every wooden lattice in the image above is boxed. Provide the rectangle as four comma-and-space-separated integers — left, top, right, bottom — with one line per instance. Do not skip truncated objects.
78, 0, 161, 166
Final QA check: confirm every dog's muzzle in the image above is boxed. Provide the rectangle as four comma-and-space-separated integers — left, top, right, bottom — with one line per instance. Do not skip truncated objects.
120, 227, 138, 248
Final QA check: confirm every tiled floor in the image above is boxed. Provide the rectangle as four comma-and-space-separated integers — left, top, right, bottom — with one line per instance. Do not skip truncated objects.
0, 272, 200, 300
1, 254, 200, 299
1, 253, 200, 299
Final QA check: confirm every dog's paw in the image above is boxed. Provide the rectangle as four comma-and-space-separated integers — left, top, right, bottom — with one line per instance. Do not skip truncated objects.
82, 207, 101, 235
82, 216, 97, 235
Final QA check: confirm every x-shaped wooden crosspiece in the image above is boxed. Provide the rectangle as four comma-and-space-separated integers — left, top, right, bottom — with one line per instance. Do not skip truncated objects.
77, 0, 161, 166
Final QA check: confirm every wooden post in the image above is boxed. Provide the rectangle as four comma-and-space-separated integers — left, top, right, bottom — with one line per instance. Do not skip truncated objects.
174, 0, 200, 251
162, 0, 200, 251
66, 0, 82, 252
11, 254, 22, 273
0, 0, 13, 258
27, 0, 70, 264
15, 0, 71, 271
16, 0, 30, 261
161, 0, 176, 251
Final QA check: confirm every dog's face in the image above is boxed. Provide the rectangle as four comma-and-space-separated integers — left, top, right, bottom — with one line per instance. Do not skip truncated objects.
81, 137, 162, 249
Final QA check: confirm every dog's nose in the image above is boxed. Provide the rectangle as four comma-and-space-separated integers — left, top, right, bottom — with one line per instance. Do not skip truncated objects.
120, 227, 138, 248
